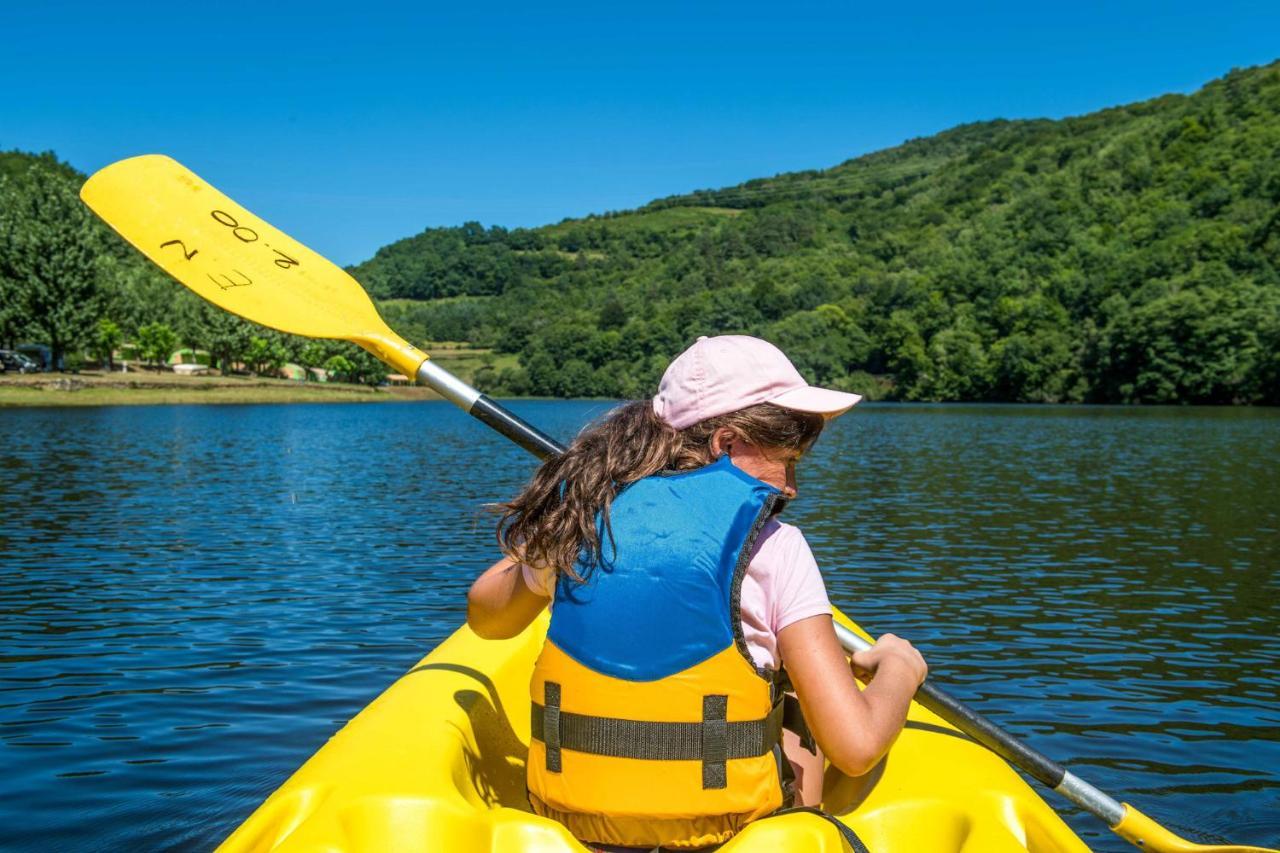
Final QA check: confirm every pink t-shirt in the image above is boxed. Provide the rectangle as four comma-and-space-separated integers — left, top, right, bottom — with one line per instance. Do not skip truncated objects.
521, 517, 832, 671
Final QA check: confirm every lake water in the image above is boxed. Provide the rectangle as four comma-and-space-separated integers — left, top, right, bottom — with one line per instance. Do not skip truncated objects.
0, 400, 1276, 851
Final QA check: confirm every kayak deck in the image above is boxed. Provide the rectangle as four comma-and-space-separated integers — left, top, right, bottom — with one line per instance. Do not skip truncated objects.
219, 610, 1088, 851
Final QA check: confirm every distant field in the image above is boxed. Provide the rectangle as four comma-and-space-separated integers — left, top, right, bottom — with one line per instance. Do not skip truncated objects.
0, 348, 517, 407
424, 347, 519, 380
0, 372, 442, 407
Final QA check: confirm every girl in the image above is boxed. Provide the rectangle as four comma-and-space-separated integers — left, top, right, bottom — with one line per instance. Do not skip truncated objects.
468, 335, 928, 851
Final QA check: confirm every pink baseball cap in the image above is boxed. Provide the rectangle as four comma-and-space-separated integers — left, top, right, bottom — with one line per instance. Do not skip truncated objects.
653, 335, 862, 430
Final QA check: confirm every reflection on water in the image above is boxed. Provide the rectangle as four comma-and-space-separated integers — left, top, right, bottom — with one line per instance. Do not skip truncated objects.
0, 401, 1276, 850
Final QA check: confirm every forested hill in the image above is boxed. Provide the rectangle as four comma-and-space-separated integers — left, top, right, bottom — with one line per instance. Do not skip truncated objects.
354, 61, 1280, 404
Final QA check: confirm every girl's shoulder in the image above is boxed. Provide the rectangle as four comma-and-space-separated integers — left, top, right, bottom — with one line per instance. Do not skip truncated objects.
751, 517, 814, 561
746, 518, 831, 636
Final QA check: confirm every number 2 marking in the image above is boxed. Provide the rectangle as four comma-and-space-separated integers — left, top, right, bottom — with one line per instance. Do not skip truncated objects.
160, 239, 198, 260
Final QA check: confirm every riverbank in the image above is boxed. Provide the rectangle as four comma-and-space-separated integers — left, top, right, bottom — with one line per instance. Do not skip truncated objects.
0, 371, 442, 407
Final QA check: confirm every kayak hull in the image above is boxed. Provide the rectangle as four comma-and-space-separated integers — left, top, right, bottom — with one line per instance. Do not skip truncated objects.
218, 610, 1089, 852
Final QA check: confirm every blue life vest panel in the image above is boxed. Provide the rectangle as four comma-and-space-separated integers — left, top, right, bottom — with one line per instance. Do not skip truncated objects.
547, 454, 781, 681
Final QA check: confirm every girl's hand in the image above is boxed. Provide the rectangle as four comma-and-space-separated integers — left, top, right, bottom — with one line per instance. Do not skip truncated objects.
850, 633, 928, 688
778, 617, 928, 778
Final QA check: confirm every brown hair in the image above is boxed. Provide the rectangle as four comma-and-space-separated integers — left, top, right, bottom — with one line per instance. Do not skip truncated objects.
496, 401, 824, 583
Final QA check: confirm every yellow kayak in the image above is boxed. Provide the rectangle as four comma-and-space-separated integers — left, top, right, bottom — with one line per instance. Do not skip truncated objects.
219, 608, 1089, 852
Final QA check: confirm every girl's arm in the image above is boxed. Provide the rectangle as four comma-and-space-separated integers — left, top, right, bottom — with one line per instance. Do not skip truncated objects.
777, 614, 927, 777
466, 556, 551, 640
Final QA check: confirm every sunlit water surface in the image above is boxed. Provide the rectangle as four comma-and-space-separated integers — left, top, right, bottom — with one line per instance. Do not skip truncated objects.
0, 401, 1276, 851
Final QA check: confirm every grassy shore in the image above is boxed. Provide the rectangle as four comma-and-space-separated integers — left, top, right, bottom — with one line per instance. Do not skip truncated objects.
0, 371, 443, 407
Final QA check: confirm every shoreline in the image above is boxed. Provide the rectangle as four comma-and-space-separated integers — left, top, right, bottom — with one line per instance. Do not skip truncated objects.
0, 371, 443, 407
3, 373, 1276, 410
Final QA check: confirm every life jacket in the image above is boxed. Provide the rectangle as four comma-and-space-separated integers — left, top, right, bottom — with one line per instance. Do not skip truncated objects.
527, 455, 787, 849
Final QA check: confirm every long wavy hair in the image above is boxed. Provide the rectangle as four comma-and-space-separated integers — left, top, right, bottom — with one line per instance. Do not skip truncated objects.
496, 401, 824, 583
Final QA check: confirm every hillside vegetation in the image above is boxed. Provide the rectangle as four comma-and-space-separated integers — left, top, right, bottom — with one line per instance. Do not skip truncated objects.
353, 61, 1280, 404
2, 62, 1278, 403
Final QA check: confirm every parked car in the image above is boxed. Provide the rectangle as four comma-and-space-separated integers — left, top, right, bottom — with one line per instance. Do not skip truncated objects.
15, 345, 53, 371
0, 350, 40, 374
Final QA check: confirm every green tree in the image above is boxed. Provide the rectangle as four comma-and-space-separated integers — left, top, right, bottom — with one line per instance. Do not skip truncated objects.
915, 327, 989, 401
299, 342, 331, 369
244, 336, 271, 374
0, 166, 111, 369
136, 322, 177, 369
101, 255, 178, 337
323, 354, 355, 381
93, 319, 123, 371
879, 311, 930, 398
266, 340, 289, 375
988, 331, 1079, 402
345, 347, 390, 385
185, 300, 253, 375
0, 265, 26, 349
598, 294, 628, 331
1248, 306, 1280, 404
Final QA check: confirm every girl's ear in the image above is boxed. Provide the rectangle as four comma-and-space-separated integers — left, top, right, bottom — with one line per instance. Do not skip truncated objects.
710, 427, 738, 457
711, 427, 732, 455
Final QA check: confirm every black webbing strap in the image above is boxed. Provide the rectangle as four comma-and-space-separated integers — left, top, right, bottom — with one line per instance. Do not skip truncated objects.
532, 695, 784, 789
782, 693, 817, 754
702, 694, 728, 788
773, 666, 817, 755
543, 682, 562, 772
770, 806, 870, 853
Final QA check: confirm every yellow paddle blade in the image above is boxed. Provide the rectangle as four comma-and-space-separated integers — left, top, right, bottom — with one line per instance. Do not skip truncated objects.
1114, 804, 1277, 853
80, 155, 426, 378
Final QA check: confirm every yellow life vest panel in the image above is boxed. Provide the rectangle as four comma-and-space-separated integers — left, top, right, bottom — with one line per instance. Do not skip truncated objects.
528, 456, 786, 849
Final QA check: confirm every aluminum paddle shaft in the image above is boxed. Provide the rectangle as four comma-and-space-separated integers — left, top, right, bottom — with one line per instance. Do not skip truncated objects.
415, 360, 565, 459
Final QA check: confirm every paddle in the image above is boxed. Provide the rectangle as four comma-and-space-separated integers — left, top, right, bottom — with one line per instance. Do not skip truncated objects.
78, 155, 560, 460
80, 154, 1273, 853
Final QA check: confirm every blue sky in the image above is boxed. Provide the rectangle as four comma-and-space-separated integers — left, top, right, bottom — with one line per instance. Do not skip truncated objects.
4, 1, 1277, 265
